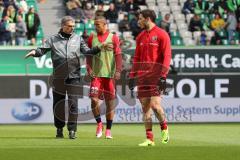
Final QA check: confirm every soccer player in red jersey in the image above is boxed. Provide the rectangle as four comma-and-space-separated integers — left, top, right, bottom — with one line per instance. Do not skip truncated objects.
128, 9, 172, 146
87, 16, 122, 139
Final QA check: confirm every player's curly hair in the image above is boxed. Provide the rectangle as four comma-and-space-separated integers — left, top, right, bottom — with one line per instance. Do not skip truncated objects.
140, 9, 156, 23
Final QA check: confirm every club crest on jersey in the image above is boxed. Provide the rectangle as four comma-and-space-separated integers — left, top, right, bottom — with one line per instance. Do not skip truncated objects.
152, 36, 158, 41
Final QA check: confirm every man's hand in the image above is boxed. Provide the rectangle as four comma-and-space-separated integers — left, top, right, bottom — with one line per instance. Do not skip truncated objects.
100, 42, 114, 51
128, 78, 136, 90
114, 71, 121, 80
25, 50, 36, 59
159, 77, 167, 94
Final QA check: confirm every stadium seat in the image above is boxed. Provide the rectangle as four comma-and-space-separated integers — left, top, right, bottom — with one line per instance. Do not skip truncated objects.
222, 39, 229, 45
26, 1, 38, 12
171, 31, 181, 38
218, 30, 227, 38
176, 21, 188, 30
170, 23, 178, 31
170, 4, 181, 13
168, 0, 179, 3
108, 23, 119, 32
102, 0, 112, 5
235, 39, 239, 45
186, 14, 194, 23
209, 14, 215, 21
184, 38, 196, 46
157, 0, 167, 5
205, 31, 214, 40
193, 31, 202, 39
103, 5, 109, 11
122, 31, 133, 39
155, 17, 162, 25
159, 5, 171, 13
173, 13, 185, 21
147, 2, 156, 8
180, 31, 192, 39
37, 39, 43, 46
200, 13, 207, 20
75, 29, 83, 35
233, 32, 239, 40
76, 23, 85, 30
85, 23, 95, 30
37, 30, 44, 39
139, 5, 147, 10
171, 37, 184, 46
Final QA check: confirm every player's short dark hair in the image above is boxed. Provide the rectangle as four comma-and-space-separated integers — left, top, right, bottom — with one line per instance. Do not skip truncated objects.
95, 10, 105, 17
140, 9, 156, 22
94, 16, 107, 24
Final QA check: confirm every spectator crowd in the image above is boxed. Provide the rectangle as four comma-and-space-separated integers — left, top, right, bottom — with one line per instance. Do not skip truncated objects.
0, 0, 40, 46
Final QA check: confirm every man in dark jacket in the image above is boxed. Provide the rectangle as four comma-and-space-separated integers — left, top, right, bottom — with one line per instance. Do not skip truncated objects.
0, 16, 11, 45
25, 16, 113, 139
104, 3, 118, 23
25, 6, 40, 45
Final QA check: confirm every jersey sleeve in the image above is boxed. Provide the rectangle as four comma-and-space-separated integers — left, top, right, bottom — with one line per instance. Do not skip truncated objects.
112, 34, 122, 73
160, 31, 172, 78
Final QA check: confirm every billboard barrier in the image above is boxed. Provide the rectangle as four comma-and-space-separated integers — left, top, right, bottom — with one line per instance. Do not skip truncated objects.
1, 98, 240, 124
0, 48, 240, 75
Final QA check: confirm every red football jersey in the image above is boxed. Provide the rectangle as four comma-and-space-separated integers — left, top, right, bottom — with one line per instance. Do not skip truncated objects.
130, 25, 172, 79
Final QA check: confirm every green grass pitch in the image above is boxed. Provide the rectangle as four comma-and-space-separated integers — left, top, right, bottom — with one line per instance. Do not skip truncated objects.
0, 124, 239, 160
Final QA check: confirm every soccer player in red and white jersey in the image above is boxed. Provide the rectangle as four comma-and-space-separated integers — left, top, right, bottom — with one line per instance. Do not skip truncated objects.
87, 16, 122, 139
129, 9, 172, 146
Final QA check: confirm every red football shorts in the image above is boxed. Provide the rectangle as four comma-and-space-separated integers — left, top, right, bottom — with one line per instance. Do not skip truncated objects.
137, 76, 160, 98
89, 77, 116, 100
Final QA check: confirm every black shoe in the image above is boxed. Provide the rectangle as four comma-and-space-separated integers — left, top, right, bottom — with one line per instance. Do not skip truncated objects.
56, 128, 64, 138
69, 130, 76, 139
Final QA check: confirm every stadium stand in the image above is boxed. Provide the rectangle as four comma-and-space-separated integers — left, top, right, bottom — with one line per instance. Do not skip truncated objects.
0, 0, 44, 46
63, 0, 239, 46
0, 0, 239, 46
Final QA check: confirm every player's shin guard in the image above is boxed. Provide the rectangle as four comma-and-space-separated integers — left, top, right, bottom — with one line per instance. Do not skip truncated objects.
146, 129, 154, 141
160, 119, 168, 130
95, 114, 102, 123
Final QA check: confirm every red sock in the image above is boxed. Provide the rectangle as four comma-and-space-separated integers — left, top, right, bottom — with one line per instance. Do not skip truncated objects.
146, 129, 154, 141
160, 119, 168, 130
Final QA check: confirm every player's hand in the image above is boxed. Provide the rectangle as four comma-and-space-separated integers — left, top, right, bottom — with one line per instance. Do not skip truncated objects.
128, 78, 136, 90
25, 50, 36, 59
159, 77, 167, 94
114, 71, 121, 80
100, 42, 114, 51
83, 72, 93, 83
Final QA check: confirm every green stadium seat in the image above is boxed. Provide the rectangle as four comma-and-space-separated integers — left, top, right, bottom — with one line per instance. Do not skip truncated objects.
234, 39, 239, 45
128, 14, 135, 21
209, 14, 215, 21
37, 29, 44, 39
75, 29, 83, 35
155, 17, 162, 25
233, 32, 239, 40
24, 40, 31, 46
218, 30, 227, 38
171, 31, 181, 38
37, 39, 43, 46
222, 39, 229, 45
85, 23, 94, 30
76, 23, 85, 30
200, 13, 207, 21
172, 37, 184, 46
222, 14, 227, 20
102, 0, 113, 5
